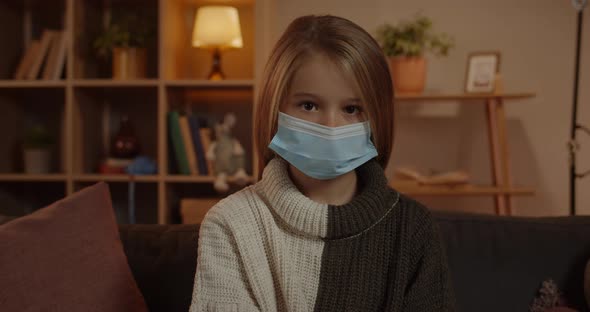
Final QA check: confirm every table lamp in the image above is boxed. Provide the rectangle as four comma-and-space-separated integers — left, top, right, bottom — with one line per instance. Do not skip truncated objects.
192, 5, 243, 80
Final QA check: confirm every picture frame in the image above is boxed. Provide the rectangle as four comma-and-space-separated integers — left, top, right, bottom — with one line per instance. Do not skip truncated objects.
464, 51, 501, 94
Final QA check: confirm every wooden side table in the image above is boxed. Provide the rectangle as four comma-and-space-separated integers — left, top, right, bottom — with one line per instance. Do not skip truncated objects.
391, 92, 536, 215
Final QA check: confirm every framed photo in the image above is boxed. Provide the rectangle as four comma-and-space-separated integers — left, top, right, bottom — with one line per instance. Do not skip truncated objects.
464, 51, 501, 93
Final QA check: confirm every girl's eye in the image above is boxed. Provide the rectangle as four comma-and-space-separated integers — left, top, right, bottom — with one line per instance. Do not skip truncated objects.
344, 105, 362, 115
299, 101, 318, 112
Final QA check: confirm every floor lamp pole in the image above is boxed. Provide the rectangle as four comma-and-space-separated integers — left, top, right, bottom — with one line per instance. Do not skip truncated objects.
569, 0, 587, 216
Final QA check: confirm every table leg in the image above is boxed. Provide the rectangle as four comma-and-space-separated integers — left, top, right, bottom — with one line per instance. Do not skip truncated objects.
494, 98, 514, 215
486, 98, 506, 215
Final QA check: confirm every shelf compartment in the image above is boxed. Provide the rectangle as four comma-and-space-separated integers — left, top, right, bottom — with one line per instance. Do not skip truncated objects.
72, 87, 159, 175
73, 0, 158, 79
0, 181, 66, 218
75, 181, 158, 224
161, 0, 254, 80
0, 0, 67, 80
0, 88, 66, 174
165, 86, 254, 176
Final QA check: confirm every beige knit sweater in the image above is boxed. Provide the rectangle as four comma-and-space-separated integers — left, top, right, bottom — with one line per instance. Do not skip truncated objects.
189, 157, 455, 311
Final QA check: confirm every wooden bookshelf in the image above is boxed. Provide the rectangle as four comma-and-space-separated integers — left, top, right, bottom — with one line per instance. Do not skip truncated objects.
0, 0, 264, 224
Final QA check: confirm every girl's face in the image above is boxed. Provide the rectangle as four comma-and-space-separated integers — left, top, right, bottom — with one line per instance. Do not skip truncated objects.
280, 53, 366, 127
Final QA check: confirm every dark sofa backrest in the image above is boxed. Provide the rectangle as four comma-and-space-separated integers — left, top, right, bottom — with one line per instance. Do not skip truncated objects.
119, 213, 590, 312
435, 212, 590, 312
119, 224, 200, 312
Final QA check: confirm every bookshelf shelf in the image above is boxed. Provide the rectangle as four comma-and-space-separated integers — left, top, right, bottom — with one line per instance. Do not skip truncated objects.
391, 181, 534, 196
73, 174, 159, 183
0, 81, 67, 88
164, 79, 255, 88
0, 174, 67, 182
164, 175, 255, 184
72, 79, 159, 87
395, 92, 535, 102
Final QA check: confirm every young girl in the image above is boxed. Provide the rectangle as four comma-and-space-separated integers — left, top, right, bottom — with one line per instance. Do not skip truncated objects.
190, 15, 455, 311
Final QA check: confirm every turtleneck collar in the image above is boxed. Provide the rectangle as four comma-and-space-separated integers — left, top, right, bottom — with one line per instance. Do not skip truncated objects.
254, 157, 399, 240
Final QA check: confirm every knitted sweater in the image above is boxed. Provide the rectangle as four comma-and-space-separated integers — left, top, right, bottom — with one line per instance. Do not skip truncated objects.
190, 157, 456, 311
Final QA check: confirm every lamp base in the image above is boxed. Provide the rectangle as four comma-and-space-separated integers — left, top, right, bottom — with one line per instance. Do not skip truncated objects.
208, 48, 225, 81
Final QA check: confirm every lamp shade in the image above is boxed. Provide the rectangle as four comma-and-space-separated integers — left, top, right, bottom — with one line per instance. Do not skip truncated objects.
192, 6, 243, 49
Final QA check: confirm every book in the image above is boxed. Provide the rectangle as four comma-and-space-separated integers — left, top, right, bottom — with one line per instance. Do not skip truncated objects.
188, 115, 208, 175
26, 30, 56, 80
98, 158, 134, 174
14, 40, 41, 79
394, 167, 470, 186
167, 111, 191, 175
105, 158, 134, 167
179, 115, 199, 175
42, 31, 67, 80
199, 127, 215, 175
180, 198, 220, 224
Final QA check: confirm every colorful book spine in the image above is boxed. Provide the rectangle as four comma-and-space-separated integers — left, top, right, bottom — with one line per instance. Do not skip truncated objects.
179, 115, 199, 175
14, 40, 40, 80
26, 30, 55, 80
188, 115, 208, 175
42, 30, 67, 80
167, 111, 191, 175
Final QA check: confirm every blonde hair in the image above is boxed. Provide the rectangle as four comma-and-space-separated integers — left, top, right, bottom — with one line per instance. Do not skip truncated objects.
254, 15, 395, 175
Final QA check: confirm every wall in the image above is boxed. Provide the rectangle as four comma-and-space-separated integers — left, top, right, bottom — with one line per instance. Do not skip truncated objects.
257, 0, 590, 216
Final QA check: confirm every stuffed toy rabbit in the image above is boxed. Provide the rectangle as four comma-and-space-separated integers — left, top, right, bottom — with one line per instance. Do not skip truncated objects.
206, 113, 249, 193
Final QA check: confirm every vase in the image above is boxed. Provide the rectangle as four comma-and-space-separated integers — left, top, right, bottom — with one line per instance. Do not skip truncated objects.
112, 47, 147, 79
388, 56, 427, 94
111, 116, 140, 159
24, 148, 51, 174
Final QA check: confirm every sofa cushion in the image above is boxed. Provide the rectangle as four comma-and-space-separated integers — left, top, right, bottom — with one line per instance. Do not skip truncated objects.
0, 182, 148, 312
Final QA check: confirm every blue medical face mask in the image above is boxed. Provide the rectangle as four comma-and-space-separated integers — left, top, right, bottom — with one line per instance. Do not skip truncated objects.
268, 112, 378, 180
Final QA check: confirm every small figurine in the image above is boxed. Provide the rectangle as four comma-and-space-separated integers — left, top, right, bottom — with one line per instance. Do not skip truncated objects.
206, 113, 249, 193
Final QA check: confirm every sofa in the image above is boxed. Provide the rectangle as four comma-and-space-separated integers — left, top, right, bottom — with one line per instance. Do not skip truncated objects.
119, 212, 590, 312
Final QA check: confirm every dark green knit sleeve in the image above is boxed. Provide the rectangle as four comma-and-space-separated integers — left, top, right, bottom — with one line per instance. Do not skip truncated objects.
401, 206, 456, 312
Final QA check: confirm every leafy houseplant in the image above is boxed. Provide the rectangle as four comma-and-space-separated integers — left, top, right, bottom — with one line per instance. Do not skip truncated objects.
93, 9, 155, 79
376, 15, 454, 93
23, 125, 54, 174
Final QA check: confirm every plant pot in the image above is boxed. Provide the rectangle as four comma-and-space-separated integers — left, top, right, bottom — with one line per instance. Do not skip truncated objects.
24, 148, 51, 174
388, 56, 427, 94
112, 47, 147, 79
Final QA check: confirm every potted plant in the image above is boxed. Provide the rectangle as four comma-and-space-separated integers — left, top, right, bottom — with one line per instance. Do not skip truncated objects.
23, 124, 54, 174
376, 14, 454, 94
93, 9, 155, 79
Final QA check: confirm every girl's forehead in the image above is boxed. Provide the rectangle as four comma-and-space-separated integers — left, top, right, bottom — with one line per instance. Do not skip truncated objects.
289, 54, 361, 100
